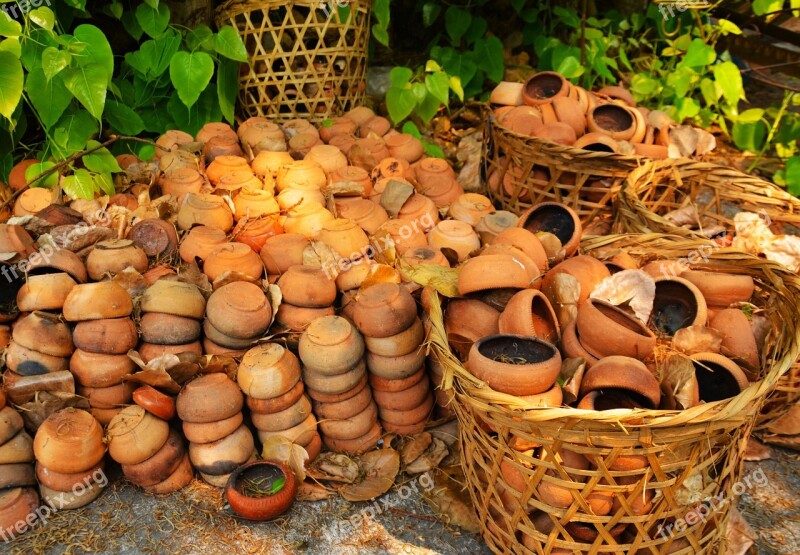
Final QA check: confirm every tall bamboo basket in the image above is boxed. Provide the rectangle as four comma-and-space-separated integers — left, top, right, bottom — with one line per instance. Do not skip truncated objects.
216, 0, 371, 122
428, 234, 800, 555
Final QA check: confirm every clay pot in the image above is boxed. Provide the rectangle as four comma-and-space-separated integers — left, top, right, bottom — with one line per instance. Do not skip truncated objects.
492, 228, 548, 273
177, 373, 244, 424
318, 218, 371, 260
154, 129, 194, 157
247, 380, 304, 414
5, 341, 68, 375
16, 272, 76, 312
140, 312, 201, 345
587, 104, 636, 141
457, 254, 534, 295
533, 122, 577, 146
13, 187, 53, 217
552, 96, 586, 137
330, 166, 372, 197
143, 451, 194, 494
121, 428, 183, 487
189, 424, 255, 477
205, 281, 272, 339
305, 144, 349, 174
364, 317, 423, 357
498, 290, 560, 342
233, 217, 283, 253
343, 106, 375, 126
579, 356, 661, 409
634, 143, 669, 159
490, 81, 525, 106
328, 133, 358, 155
216, 169, 264, 192
710, 308, 759, 370
517, 202, 582, 257
184, 412, 245, 444
680, 270, 754, 306
283, 202, 335, 239
372, 375, 429, 411
33, 408, 104, 473
277, 265, 336, 308
447, 194, 493, 228
176, 193, 234, 232
444, 299, 501, 359
352, 283, 417, 338
128, 219, 180, 259
397, 194, 439, 232
573, 132, 620, 153
203, 243, 264, 282
251, 394, 312, 432
576, 299, 657, 360
0, 488, 39, 536
141, 280, 206, 319
401, 247, 450, 271
650, 276, 708, 336
298, 316, 365, 375
0, 407, 24, 446
138, 341, 203, 363
252, 151, 293, 179
63, 282, 133, 322
312, 378, 372, 418
303, 359, 366, 396
597, 85, 636, 106
12, 311, 73, 357
25, 247, 87, 283
561, 320, 600, 368
427, 220, 480, 262
322, 421, 381, 454
78, 380, 136, 409
206, 156, 252, 185
320, 117, 358, 143
541, 255, 611, 303
238, 350, 302, 401
226, 461, 297, 521
366, 346, 426, 380
160, 167, 204, 200
232, 190, 280, 221
475, 210, 519, 243
8, 159, 40, 190
276, 181, 326, 212
691, 353, 750, 402
132, 385, 176, 420
254, 412, 317, 448
275, 160, 326, 192
85, 239, 148, 280
260, 233, 309, 275
384, 133, 424, 163
522, 72, 570, 106
0, 430, 33, 464
466, 335, 561, 396
375, 219, 427, 255
73, 317, 138, 354
275, 304, 335, 332
179, 226, 228, 264
69, 350, 134, 387
35, 459, 104, 492
107, 405, 170, 465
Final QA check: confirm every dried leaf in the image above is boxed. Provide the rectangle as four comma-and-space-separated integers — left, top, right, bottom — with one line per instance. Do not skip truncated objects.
591, 270, 655, 323
302, 240, 340, 273
400, 433, 433, 466
113, 267, 149, 299
673, 325, 723, 355
660, 354, 700, 410
664, 205, 701, 227
265, 283, 282, 328
743, 438, 771, 461
370, 228, 396, 266
456, 132, 482, 193
307, 452, 360, 483
765, 402, 800, 436
173, 263, 212, 296
50, 224, 114, 252
761, 434, 800, 450
199, 355, 238, 380
379, 180, 415, 218
558, 358, 586, 405
339, 449, 400, 502
297, 480, 336, 501
212, 271, 261, 290
427, 420, 459, 449
17, 391, 90, 432
542, 272, 580, 328
406, 438, 448, 474
261, 435, 309, 483
725, 507, 754, 555
398, 262, 459, 298
421, 468, 480, 533
125, 367, 182, 395
359, 264, 401, 292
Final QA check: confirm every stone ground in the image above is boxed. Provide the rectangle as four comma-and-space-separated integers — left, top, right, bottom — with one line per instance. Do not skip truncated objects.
4, 444, 798, 555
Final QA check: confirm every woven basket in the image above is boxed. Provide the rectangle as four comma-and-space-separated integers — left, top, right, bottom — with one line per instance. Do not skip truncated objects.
483, 105, 642, 226
215, 0, 371, 122
429, 234, 800, 555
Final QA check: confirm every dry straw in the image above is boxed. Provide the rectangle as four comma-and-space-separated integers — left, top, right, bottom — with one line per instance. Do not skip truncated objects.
483, 105, 642, 225
429, 233, 800, 555
215, 0, 371, 122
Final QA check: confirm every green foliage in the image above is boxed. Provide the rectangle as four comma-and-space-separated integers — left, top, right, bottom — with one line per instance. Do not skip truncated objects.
0, 2, 247, 199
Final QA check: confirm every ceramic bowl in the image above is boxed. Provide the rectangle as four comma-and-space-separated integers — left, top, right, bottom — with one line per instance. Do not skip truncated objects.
70, 350, 135, 387
247, 380, 305, 414
78, 381, 136, 409
16, 272, 77, 312
184, 412, 245, 444
579, 355, 661, 409
238, 343, 302, 400
576, 299, 657, 360
179, 226, 228, 264
140, 313, 202, 345
365, 348, 426, 380
466, 335, 562, 396
86, 239, 148, 280
444, 299, 501, 360
275, 304, 336, 332
12, 311, 73, 357
107, 405, 170, 465
63, 282, 133, 322
522, 71, 570, 105
226, 461, 297, 521
298, 316, 365, 376
121, 428, 184, 487
206, 281, 272, 340
691, 352, 750, 402
141, 280, 206, 319
176, 193, 234, 232
255, 414, 317, 447
541, 255, 611, 303
251, 395, 312, 432
277, 265, 337, 308
427, 220, 480, 262
322, 422, 382, 454
260, 234, 310, 275
177, 373, 244, 424
33, 408, 105, 474
0, 488, 40, 535
517, 202, 582, 257
143, 452, 194, 494
138, 341, 203, 363
189, 424, 255, 476
363, 317, 423, 358
680, 270, 755, 307
127, 218, 180, 258
457, 254, 533, 295
5, 341, 68, 375
203, 243, 264, 282
353, 283, 417, 338
318, 219, 370, 260
35, 459, 104, 492
132, 385, 176, 420
73, 318, 138, 354
303, 360, 366, 396
650, 276, 708, 336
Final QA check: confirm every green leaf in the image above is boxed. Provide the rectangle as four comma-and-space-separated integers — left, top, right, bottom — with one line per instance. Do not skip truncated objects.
372, 24, 389, 47
390, 66, 413, 89
681, 39, 716, 69
675, 97, 700, 122
136, 2, 170, 39
752, 0, 783, 15
425, 60, 441, 73
410, 82, 427, 103
186, 25, 214, 51
666, 69, 692, 98
93, 172, 116, 196
25, 68, 71, 129
73, 25, 114, 84
630, 74, 660, 98
215, 26, 248, 63
0, 11, 21, 37
402, 121, 421, 139
62, 63, 107, 121
0, 51, 23, 120
51, 109, 99, 158
121, 10, 143, 40
108, 2, 123, 19
144, 0, 159, 8
556, 56, 584, 79
104, 99, 145, 135
125, 30, 181, 79
371, 0, 390, 47
785, 156, 800, 196
423, 141, 445, 158
553, 6, 580, 28
716, 19, 742, 35
700, 77, 720, 106
414, 93, 441, 122
139, 105, 175, 134
217, 57, 238, 124
62, 168, 96, 200
169, 51, 214, 108
425, 71, 449, 106
24, 161, 58, 189
464, 16, 487, 45
386, 87, 417, 124
736, 108, 765, 124
474, 36, 504, 83
29, 7, 55, 30
167, 83, 221, 136
732, 120, 767, 152
713, 61, 744, 106
445, 6, 471, 45
42, 47, 70, 80
83, 141, 123, 174
422, 2, 441, 27
449, 75, 464, 102
0, 37, 20, 57
138, 144, 155, 161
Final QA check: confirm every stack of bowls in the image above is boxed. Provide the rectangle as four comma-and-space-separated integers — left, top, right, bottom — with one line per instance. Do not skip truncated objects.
64, 282, 137, 425
177, 373, 255, 487
16, 249, 86, 313
240, 343, 321, 460
0, 487, 39, 539
139, 280, 206, 362
107, 406, 192, 494
260, 233, 309, 284
0, 398, 36, 512
33, 408, 106, 509
203, 281, 272, 356
5, 312, 74, 405
274, 265, 337, 332
352, 283, 432, 436
299, 316, 379, 454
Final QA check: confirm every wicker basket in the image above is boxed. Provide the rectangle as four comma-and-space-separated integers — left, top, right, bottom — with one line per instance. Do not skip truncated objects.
215, 0, 371, 122
483, 105, 643, 226
429, 234, 800, 555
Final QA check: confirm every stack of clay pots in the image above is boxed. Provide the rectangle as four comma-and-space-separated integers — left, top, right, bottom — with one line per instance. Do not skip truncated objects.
4, 312, 75, 406
177, 373, 255, 487
352, 283, 432, 436
240, 343, 321, 460
108, 405, 192, 494
299, 316, 380, 454
16, 244, 86, 314
0, 398, 37, 521
203, 281, 272, 356
64, 282, 136, 425
138, 280, 206, 362
274, 265, 337, 333
33, 408, 106, 509
260, 233, 309, 284
85, 239, 148, 280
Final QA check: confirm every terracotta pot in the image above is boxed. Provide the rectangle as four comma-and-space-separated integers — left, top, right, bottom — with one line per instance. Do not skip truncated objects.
277, 265, 337, 308
298, 316, 365, 375
447, 193, 493, 228
579, 355, 661, 409
13, 187, 53, 217
491, 228, 547, 272
196, 122, 237, 144
680, 270, 754, 307
597, 85, 635, 106
202, 338, 249, 358
25, 248, 87, 283
490, 81, 525, 106
184, 412, 245, 444
650, 276, 708, 336
372, 374, 429, 410
561, 320, 600, 368
283, 202, 335, 238
0, 407, 24, 446
691, 352, 750, 402
247, 379, 304, 414
177, 193, 234, 232
318, 218, 370, 260
177, 373, 244, 424
541, 255, 611, 303
517, 202, 582, 257
0, 224, 37, 261
304, 145, 349, 175
189, 424, 255, 476
0, 430, 33, 464
466, 335, 562, 396
363, 317, 423, 357
203, 243, 264, 282
255, 414, 317, 446
216, 170, 265, 193
202, 319, 256, 350
328, 133, 358, 155
232, 190, 280, 221
498, 289, 560, 342
551, 96, 586, 137
573, 132, 620, 153
5, 341, 67, 375
238, 343, 301, 400
334, 258, 373, 291
260, 233, 309, 275
313, 381, 372, 420
121, 428, 183, 487
577, 299, 657, 360
206, 281, 272, 340
306, 369, 366, 403
457, 254, 533, 295
444, 299, 500, 360
475, 210, 519, 243
322, 421, 381, 454
127, 219, 179, 259
287, 132, 322, 158
533, 122, 577, 146
522, 72, 570, 106
107, 405, 170, 465
63, 282, 133, 322
140, 313, 201, 345
159, 167, 205, 201
375, 219, 428, 255
303, 359, 366, 396
35, 459, 104, 492
73, 317, 137, 354
0, 488, 40, 535
133, 386, 176, 420
226, 461, 297, 521
78, 380, 136, 409
154, 128, 193, 156
179, 226, 228, 264
85, 239, 148, 280
401, 247, 450, 271
319, 399, 378, 440
233, 217, 283, 253
605, 252, 639, 273
70, 350, 134, 387
275, 303, 336, 332
251, 151, 293, 180
370, 366, 426, 395
416, 178, 463, 209
16, 272, 76, 312
352, 282, 417, 338
206, 156, 252, 185
251, 394, 312, 432
141, 280, 206, 319
358, 116, 390, 138
143, 451, 194, 494
275, 160, 326, 192
330, 166, 372, 197
33, 408, 104, 473
138, 341, 203, 363
366, 345, 426, 379
12, 311, 73, 357
710, 308, 759, 370
587, 104, 636, 141
427, 220, 480, 262
343, 106, 376, 127
320, 117, 358, 143
384, 133, 424, 163
396, 195, 439, 233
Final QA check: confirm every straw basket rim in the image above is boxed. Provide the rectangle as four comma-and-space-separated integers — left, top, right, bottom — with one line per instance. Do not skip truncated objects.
217, 0, 373, 16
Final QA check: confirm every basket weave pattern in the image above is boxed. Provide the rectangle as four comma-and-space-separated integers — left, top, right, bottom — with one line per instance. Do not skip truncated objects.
429, 234, 800, 555
216, 0, 371, 122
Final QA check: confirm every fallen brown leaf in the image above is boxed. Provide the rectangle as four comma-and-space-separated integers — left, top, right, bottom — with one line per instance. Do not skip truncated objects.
340, 449, 400, 502
17, 391, 90, 433
400, 433, 432, 467
724, 507, 755, 555
743, 438, 771, 461
406, 438, 448, 474
307, 452, 360, 483
421, 467, 480, 533
765, 402, 800, 436
297, 480, 336, 501
558, 358, 586, 405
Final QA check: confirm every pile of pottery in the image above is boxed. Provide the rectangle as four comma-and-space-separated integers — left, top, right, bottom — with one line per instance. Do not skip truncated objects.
64, 282, 136, 425
299, 316, 376, 454
177, 373, 255, 487
275, 265, 337, 332
0, 400, 36, 503
204, 281, 272, 356
33, 408, 106, 509
240, 343, 321, 460
139, 280, 205, 362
